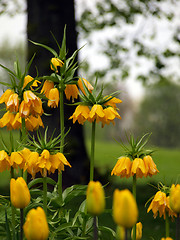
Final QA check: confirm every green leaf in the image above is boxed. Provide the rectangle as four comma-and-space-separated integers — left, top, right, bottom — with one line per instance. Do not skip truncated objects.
28, 177, 56, 189
62, 185, 87, 204
59, 26, 67, 59
5, 209, 11, 240
29, 40, 58, 57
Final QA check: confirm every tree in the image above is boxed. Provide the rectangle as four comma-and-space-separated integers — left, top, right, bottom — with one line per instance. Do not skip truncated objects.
27, 0, 89, 186
134, 80, 180, 148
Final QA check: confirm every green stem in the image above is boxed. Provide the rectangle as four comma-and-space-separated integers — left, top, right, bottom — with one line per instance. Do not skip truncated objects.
58, 90, 64, 204
90, 121, 96, 181
20, 208, 23, 240
125, 228, 128, 240
132, 175, 137, 240
10, 167, 16, 239
43, 176, 47, 214
165, 212, 170, 237
93, 216, 98, 240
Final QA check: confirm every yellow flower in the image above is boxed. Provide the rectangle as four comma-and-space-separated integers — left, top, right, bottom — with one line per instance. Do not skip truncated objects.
6, 93, 19, 112
104, 96, 122, 109
88, 104, 105, 123
102, 107, 121, 127
47, 88, 59, 108
23, 90, 43, 114
40, 80, 54, 98
19, 100, 30, 118
23, 207, 49, 240
77, 78, 94, 95
169, 184, 180, 214
113, 189, 138, 228
147, 191, 176, 219
131, 222, 143, 240
0, 150, 11, 172
0, 89, 14, 105
24, 151, 40, 179
111, 157, 132, 178
116, 225, 125, 240
50, 57, 64, 72
23, 75, 40, 89
161, 238, 174, 240
86, 181, 105, 216
10, 151, 25, 169
0, 111, 16, 130
25, 115, 44, 131
131, 158, 146, 178
37, 149, 51, 171
49, 152, 71, 174
143, 155, 159, 177
11, 113, 22, 130
69, 105, 90, 124
64, 84, 79, 102
10, 177, 30, 209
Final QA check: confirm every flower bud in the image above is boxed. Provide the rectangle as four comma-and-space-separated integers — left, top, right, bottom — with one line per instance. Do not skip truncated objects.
86, 181, 105, 216
131, 222, 143, 240
169, 184, 180, 213
113, 189, 138, 228
23, 207, 49, 240
161, 238, 173, 240
10, 177, 30, 209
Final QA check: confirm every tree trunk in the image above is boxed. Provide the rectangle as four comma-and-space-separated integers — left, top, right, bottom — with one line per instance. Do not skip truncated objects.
27, 0, 89, 186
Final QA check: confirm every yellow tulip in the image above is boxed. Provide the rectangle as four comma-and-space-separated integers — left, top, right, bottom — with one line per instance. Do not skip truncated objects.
161, 238, 174, 240
131, 222, 143, 240
86, 181, 105, 216
23, 207, 49, 240
10, 177, 30, 209
113, 189, 138, 228
169, 184, 180, 213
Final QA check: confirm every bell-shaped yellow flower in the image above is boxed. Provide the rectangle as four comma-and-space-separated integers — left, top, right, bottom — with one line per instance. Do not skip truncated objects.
69, 105, 90, 124
10, 151, 25, 169
25, 115, 44, 131
113, 189, 138, 228
0, 89, 14, 105
0, 150, 11, 172
23, 75, 40, 89
47, 88, 59, 108
49, 152, 71, 174
77, 78, 94, 95
10, 177, 30, 209
131, 158, 146, 178
50, 57, 64, 72
19, 101, 30, 118
0, 111, 16, 130
169, 184, 180, 214
89, 104, 105, 123
6, 93, 19, 112
131, 222, 143, 240
23, 207, 49, 240
111, 156, 132, 178
143, 155, 159, 177
86, 181, 105, 216
24, 151, 40, 179
41, 80, 54, 98
64, 84, 79, 102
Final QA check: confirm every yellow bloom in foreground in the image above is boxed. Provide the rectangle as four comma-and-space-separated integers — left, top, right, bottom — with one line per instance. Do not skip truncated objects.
169, 184, 180, 213
113, 189, 138, 228
41, 80, 54, 98
10, 177, 30, 209
24, 151, 40, 179
47, 88, 59, 108
49, 152, 71, 174
23, 90, 43, 116
131, 158, 146, 178
69, 105, 90, 124
131, 222, 143, 240
0, 89, 14, 104
89, 104, 105, 123
0, 150, 11, 172
143, 155, 159, 177
111, 157, 132, 178
23, 207, 49, 240
147, 191, 176, 219
64, 84, 79, 102
161, 238, 174, 240
50, 57, 64, 72
10, 151, 25, 169
86, 181, 105, 216
6, 93, 19, 112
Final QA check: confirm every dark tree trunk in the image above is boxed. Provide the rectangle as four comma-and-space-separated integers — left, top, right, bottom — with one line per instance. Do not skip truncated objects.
27, 0, 89, 186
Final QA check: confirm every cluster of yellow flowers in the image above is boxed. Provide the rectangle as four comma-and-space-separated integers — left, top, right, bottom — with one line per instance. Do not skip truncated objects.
111, 155, 159, 179
0, 148, 71, 178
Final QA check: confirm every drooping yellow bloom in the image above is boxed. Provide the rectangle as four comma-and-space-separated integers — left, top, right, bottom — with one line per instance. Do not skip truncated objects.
113, 189, 138, 228
102, 107, 121, 127
69, 105, 90, 124
49, 152, 71, 174
19, 101, 30, 118
23, 90, 43, 116
0, 111, 16, 130
88, 104, 105, 123
104, 96, 122, 109
10, 151, 25, 169
24, 151, 40, 179
169, 184, 180, 214
143, 155, 159, 177
50, 57, 64, 72
86, 181, 105, 216
0, 89, 14, 105
23, 207, 49, 240
131, 222, 143, 240
10, 177, 30, 209
111, 157, 132, 178
147, 191, 176, 219
11, 112, 22, 130
64, 84, 79, 102
25, 115, 44, 131
77, 78, 94, 95
40, 80, 54, 98
6, 93, 19, 112
0, 150, 11, 172
23, 75, 40, 89
47, 88, 59, 108
131, 158, 146, 178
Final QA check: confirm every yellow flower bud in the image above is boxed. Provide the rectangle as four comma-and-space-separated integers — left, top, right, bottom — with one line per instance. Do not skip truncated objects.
131, 222, 143, 240
169, 184, 180, 213
23, 207, 49, 240
10, 177, 30, 208
113, 189, 138, 228
161, 238, 174, 240
86, 181, 105, 216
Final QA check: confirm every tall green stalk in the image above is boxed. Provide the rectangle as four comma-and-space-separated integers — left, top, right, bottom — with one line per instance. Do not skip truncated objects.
132, 175, 137, 240
165, 212, 169, 237
20, 209, 24, 240
93, 216, 98, 240
43, 175, 47, 214
58, 90, 64, 204
90, 121, 96, 181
